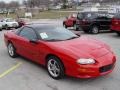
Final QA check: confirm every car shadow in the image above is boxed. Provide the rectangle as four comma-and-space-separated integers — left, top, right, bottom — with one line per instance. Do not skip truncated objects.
109, 34, 120, 39
61, 74, 113, 85
17, 55, 47, 71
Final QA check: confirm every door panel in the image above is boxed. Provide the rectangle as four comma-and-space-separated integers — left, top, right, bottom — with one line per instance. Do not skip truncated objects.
15, 36, 40, 61
14, 27, 41, 62
96, 16, 111, 29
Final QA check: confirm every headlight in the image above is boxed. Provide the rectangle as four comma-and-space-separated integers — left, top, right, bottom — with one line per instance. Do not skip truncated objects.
77, 58, 95, 65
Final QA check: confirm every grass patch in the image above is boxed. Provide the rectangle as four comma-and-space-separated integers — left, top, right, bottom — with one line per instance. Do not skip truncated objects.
0, 11, 74, 19
33, 11, 73, 19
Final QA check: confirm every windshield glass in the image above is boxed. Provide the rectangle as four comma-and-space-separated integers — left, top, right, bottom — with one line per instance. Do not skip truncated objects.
78, 12, 98, 19
36, 27, 79, 41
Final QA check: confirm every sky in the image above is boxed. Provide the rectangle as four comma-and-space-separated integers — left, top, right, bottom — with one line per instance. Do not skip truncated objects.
0, 0, 22, 3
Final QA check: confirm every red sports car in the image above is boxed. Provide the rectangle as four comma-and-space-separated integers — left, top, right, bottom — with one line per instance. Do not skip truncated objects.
111, 13, 120, 36
4, 24, 116, 79
63, 13, 77, 28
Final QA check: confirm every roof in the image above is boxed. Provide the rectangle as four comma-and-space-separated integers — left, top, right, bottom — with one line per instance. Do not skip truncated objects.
25, 23, 57, 30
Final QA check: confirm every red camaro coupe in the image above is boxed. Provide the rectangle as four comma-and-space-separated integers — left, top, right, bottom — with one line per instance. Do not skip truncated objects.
4, 24, 116, 79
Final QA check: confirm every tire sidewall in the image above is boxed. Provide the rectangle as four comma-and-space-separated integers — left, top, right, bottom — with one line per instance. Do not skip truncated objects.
91, 26, 99, 34
63, 23, 67, 28
74, 24, 79, 31
7, 43, 17, 58
116, 32, 120, 36
5, 24, 8, 30
46, 56, 65, 80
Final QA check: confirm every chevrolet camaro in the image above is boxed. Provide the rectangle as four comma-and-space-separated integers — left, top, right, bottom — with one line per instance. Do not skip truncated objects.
4, 24, 116, 79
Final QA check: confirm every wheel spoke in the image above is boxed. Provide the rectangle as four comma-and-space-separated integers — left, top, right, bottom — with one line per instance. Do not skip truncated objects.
8, 44, 14, 56
47, 59, 60, 77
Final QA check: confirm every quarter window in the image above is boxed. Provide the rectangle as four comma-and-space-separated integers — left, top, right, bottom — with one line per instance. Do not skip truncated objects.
19, 27, 37, 40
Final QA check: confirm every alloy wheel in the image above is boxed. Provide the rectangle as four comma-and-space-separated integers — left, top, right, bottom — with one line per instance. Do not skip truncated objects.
8, 43, 14, 57
91, 26, 99, 34
47, 59, 60, 78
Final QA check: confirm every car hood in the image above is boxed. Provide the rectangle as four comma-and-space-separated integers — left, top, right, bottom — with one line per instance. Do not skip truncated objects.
48, 36, 110, 59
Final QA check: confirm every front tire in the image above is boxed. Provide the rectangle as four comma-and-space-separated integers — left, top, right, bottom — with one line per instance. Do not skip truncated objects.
90, 26, 99, 34
7, 43, 17, 58
4, 24, 9, 30
47, 56, 65, 80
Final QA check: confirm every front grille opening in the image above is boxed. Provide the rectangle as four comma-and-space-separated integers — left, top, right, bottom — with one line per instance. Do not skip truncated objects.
99, 64, 114, 73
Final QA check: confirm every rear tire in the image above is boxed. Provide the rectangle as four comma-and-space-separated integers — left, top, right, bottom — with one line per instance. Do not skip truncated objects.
74, 24, 79, 31
63, 23, 67, 28
46, 56, 65, 80
7, 43, 17, 58
116, 32, 120, 36
90, 26, 99, 34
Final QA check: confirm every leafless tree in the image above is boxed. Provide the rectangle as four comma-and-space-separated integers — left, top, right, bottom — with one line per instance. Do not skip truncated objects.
0, 1, 6, 9
23, 0, 50, 8
7, 1, 20, 9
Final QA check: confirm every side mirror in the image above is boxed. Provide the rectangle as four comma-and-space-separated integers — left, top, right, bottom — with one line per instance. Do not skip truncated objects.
75, 33, 81, 37
29, 39, 38, 44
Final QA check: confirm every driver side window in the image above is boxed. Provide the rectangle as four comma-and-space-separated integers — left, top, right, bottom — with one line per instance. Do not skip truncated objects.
19, 27, 37, 40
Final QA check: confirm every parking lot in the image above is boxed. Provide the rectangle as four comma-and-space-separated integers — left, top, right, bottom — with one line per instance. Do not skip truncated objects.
0, 19, 120, 90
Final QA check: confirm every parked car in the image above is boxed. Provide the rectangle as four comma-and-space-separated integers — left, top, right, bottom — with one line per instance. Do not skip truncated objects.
4, 24, 116, 79
16, 18, 26, 28
63, 13, 77, 28
111, 13, 120, 36
0, 18, 19, 29
76, 12, 113, 34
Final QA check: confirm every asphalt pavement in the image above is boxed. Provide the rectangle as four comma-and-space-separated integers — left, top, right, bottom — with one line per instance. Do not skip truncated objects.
0, 20, 120, 90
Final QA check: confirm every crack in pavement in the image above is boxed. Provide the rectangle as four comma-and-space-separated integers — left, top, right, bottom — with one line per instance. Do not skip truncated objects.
46, 83, 58, 90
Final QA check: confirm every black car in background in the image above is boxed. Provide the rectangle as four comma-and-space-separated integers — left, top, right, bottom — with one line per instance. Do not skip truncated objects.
75, 12, 114, 34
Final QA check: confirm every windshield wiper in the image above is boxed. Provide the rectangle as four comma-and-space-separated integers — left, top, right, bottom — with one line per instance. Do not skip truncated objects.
46, 39, 64, 41
66, 36, 79, 40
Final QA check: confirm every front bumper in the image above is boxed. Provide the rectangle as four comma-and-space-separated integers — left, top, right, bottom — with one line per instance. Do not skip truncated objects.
66, 53, 116, 78
76, 63, 115, 78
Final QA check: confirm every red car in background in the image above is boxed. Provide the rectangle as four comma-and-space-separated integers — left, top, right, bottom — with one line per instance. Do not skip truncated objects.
63, 13, 77, 28
4, 24, 116, 79
16, 18, 26, 28
111, 13, 120, 36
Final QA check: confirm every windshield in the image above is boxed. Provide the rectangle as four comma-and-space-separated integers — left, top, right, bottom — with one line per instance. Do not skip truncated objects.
36, 27, 79, 41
